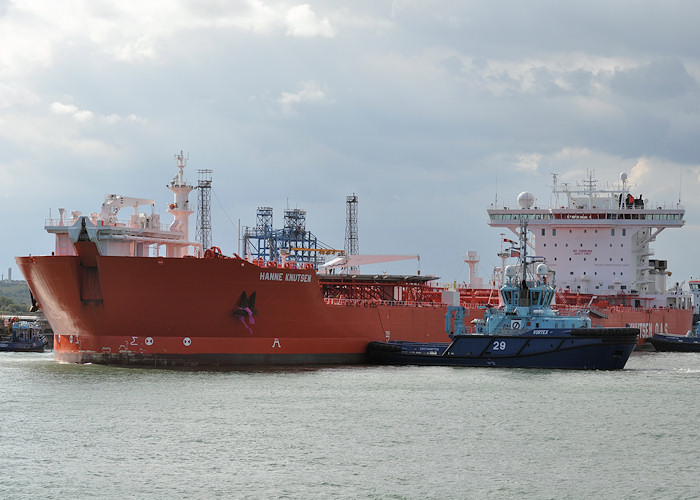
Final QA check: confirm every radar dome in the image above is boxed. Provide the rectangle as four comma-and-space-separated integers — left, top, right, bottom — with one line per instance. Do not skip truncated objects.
620, 172, 628, 182
517, 191, 535, 209
536, 263, 548, 276
505, 265, 518, 278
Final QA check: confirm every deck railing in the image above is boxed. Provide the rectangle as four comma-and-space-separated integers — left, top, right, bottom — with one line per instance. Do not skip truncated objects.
323, 297, 445, 308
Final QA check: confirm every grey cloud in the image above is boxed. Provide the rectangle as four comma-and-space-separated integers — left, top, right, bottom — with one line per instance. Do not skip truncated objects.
609, 59, 699, 101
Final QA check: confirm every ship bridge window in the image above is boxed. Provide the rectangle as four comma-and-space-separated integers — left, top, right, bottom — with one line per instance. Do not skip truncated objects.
552, 229, 556, 236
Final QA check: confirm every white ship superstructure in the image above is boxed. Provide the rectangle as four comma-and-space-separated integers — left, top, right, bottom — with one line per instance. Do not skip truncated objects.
488, 172, 689, 308
45, 152, 201, 259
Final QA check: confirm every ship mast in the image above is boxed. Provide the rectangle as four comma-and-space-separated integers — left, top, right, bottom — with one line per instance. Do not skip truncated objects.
166, 151, 195, 258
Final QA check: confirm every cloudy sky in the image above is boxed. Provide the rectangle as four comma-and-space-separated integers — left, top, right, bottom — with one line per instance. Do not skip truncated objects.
2, 0, 700, 287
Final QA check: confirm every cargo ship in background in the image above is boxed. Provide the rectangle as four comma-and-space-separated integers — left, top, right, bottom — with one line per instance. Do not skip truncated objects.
485, 172, 693, 344
16, 154, 694, 366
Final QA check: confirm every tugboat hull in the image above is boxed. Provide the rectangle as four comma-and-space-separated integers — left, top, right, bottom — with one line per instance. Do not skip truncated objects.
0, 339, 48, 353
367, 328, 640, 370
647, 333, 700, 352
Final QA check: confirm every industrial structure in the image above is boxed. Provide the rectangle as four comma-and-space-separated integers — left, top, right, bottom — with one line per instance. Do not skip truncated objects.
195, 169, 213, 251
345, 194, 359, 271
242, 206, 338, 267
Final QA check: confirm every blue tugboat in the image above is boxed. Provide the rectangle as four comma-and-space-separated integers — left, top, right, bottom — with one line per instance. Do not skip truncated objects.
367, 216, 639, 370
646, 324, 700, 352
0, 319, 48, 353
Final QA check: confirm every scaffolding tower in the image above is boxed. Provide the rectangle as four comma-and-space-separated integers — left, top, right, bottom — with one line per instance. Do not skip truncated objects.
195, 169, 213, 251
246, 207, 274, 260
345, 194, 359, 270
242, 206, 333, 267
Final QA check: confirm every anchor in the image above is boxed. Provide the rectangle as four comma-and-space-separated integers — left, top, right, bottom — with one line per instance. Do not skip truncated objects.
234, 291, 257, 334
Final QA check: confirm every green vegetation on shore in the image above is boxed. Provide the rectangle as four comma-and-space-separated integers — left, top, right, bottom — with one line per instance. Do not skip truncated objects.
0, 281, 32, 314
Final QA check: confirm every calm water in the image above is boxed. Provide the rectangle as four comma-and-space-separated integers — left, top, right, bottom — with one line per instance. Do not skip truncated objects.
1, 352, 698, 499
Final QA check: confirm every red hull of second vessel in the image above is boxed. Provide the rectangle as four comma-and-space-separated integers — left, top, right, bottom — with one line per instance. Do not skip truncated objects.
591, 309, 692, 344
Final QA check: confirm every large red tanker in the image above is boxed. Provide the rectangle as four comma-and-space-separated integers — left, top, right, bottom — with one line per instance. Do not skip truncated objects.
18, 250, 454, 365
17, 153, 461, 366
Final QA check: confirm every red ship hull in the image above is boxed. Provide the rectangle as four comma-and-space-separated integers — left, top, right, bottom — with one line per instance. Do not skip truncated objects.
17, 254, 451, 366
549, 294, 693, 345
591, 309, 693, 344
